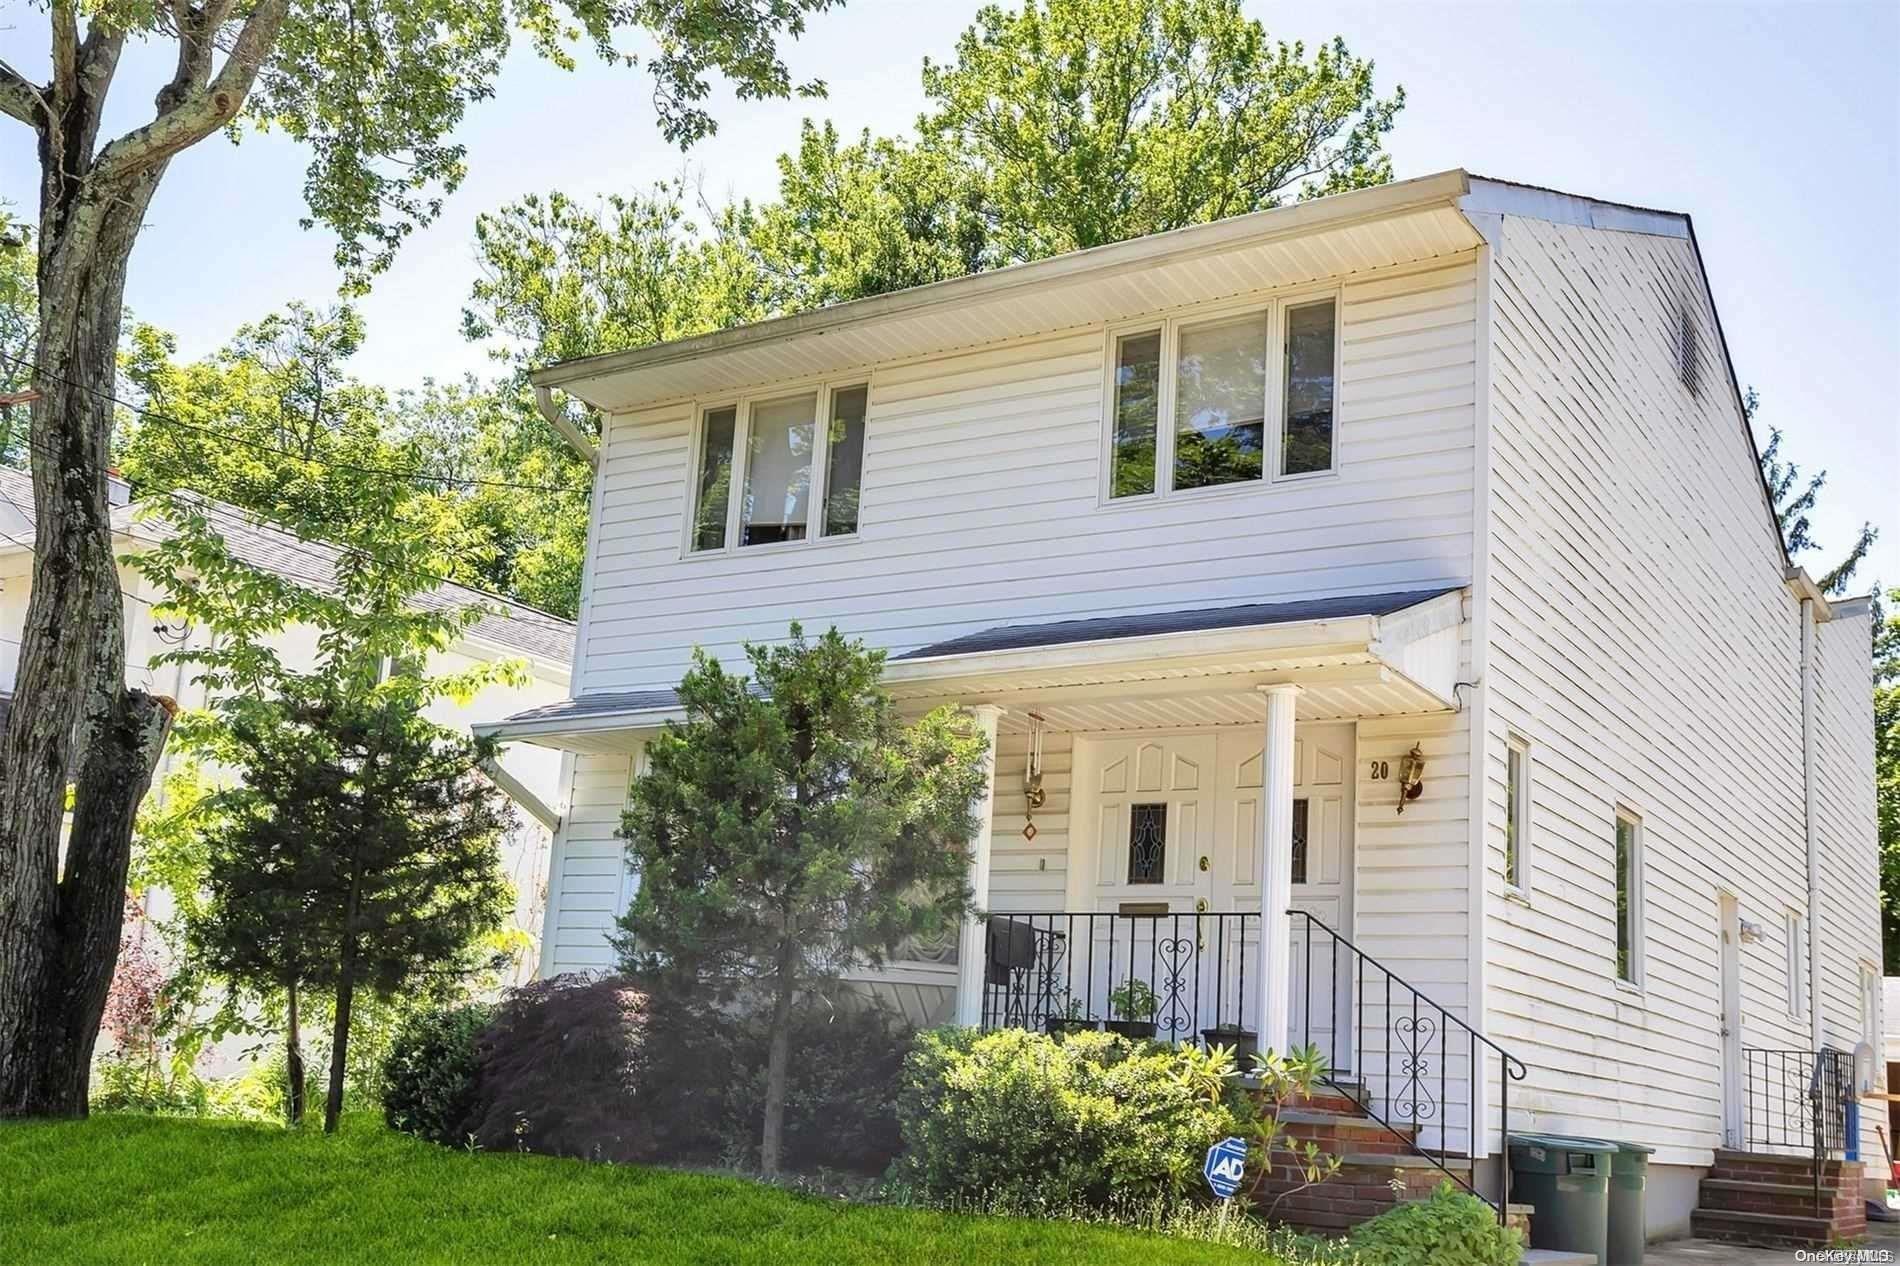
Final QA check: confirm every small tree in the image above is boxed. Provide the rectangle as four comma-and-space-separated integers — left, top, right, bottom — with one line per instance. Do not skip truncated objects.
617, 625, 989, 1177
129, 489, 523, 1128
195, 678, 512, 1132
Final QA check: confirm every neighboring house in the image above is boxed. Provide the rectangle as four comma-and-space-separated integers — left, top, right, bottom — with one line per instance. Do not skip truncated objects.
0, 470, 575, 986
476, 170, 1880, 1243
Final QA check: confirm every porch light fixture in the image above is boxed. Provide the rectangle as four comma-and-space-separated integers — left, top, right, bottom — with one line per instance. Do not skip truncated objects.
1022, 712, 1047, 840
1396, 744, 1426, 815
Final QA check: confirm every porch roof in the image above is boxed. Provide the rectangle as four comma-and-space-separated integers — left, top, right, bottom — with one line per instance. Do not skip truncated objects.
475, 587, 1465, 753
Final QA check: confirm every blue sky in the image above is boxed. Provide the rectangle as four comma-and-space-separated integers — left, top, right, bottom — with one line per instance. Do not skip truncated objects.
2, 0, 1896, 591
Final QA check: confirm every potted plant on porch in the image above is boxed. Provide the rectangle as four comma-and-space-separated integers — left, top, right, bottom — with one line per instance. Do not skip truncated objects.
1200, 1021, 1258, 1061
1043, 993, 1096, 1037
1104, 978, 1158, 1040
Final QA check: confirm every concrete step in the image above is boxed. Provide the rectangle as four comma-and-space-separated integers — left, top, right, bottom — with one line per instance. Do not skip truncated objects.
1519, 1252, 1596, 1266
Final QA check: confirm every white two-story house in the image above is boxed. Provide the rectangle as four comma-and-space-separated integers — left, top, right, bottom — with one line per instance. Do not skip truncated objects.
476, 171, 1880, 1243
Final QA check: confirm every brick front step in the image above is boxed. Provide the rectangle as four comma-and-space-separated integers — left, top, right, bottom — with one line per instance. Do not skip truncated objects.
1690, 1206, 1865, 1249
1698, 1177, 1860, 1218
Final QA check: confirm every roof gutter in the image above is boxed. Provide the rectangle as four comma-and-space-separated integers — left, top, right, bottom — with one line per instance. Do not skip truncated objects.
534, 385, 599, 468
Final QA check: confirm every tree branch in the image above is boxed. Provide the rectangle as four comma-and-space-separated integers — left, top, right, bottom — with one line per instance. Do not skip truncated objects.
88, 0, 288, 189
0, 60, 46, 129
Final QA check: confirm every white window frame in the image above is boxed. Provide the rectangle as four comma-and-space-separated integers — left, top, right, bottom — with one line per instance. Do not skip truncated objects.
1614, 806, 1645, 989
1785, 910, 1805, 1019
1097, 285, 1343, 506
683, 378, 870, 558
1505, 735, 1532, 898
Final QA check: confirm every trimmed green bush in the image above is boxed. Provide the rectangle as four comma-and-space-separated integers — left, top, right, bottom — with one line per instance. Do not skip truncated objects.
890, 1027, 1250, 1211
1347, 1182, 1524, 1266
381, 1001, 494, 1144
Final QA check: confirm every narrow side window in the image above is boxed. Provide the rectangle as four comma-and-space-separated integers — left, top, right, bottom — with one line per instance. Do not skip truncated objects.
740, 393, 817, 547
692, 405, 737, 552
1785, 911, 1805, 1018
822, 385, 868, 537
1505, 737, 1530, 892
1109, 331, 1161, 498
1615, 810, 1643, 985
1281, 298, 1337, 475
1173, 313, 1267, 491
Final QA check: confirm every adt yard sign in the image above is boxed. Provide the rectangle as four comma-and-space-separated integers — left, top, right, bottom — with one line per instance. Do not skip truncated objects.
1203, 1136, 1247, 1200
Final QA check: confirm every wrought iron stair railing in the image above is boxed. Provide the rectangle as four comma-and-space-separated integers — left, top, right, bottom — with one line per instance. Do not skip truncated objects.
976, 908, 1528, 1220
1290, 909, 1527, 1220
1739, 1045, 1855, 1217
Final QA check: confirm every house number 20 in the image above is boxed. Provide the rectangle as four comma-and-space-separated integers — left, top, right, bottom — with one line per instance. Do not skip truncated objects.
1368, 760, 1390, 780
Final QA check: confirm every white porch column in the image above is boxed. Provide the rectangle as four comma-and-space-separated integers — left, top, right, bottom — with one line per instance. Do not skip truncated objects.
954, 704, 1006, 1027
1257, 684, 1302, 1055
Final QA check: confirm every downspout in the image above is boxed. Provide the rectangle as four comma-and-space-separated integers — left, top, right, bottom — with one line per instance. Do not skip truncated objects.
533, 384, 599, 469
1802, 596, 1824, 1051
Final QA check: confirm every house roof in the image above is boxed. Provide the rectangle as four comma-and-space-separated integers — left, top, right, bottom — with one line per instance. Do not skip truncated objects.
477, 586, 1464, 748
894, 589, 1460, 661
0, 469, 574, 667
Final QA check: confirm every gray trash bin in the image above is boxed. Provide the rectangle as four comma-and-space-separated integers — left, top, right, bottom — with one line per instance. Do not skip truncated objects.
1509, 1133, 1615, 1263
1588, 1138, 1656, 1265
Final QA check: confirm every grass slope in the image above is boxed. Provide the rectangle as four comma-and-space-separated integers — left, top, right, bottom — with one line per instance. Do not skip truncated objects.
1, 1114, 1271, 1265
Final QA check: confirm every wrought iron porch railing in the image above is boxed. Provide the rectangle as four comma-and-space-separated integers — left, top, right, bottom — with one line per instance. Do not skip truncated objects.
1740, 1046, 1854, 1216
1290, 909, 1527, 1221
979, 911, 1259, 1040
977, 909, 1529, 1222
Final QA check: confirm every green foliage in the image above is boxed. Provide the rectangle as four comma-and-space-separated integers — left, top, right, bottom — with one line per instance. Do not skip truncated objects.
382, 1002, 496, 1145
891, 1027, 1251, 1211
1347, 1182, 1523, 1266
1237, 1045, 1342, 1217
618, 625, 986, 1173
0, 211, 31, 468
617, 625, 986, 994
0, 1115, 1281, 1265
1107, 977, 1158, 1022
709, 997, 913, 1174
920, 0, 1403, 262
1749, 388, 1878, 595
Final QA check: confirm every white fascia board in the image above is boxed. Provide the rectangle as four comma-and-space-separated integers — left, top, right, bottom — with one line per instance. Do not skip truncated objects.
532, 170, 1473, 400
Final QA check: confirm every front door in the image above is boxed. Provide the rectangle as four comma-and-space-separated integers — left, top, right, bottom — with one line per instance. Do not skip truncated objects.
1073, 734, 1217, 1040
1071, 726, 1357, 1054
1214, 724, 1356, 1070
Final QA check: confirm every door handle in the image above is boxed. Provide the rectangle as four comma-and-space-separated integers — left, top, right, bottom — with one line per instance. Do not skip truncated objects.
1194, 898, 1208, 950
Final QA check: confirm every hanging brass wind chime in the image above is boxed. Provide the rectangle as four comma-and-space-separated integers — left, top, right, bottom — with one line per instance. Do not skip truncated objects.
1022, 712, 1046, 840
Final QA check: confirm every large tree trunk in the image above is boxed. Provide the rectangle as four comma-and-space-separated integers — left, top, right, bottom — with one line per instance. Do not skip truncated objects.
0, 59, 175, 1115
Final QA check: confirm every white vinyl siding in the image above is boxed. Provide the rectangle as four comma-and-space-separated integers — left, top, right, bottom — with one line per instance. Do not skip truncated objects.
578, 258, 1478, 693
1478, 212, 1837, 1168
538, 751, 636, 977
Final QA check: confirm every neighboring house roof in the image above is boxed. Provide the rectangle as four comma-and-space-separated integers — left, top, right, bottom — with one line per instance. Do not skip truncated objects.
894, 589, 1461, 661
0, 469, 574, 667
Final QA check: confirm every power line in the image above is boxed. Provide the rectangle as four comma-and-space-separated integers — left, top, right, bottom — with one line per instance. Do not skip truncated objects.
0, 350, 587, 496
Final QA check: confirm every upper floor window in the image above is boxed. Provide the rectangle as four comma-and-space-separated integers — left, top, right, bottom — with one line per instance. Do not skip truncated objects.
690, 383, 868, 553
1106, 293, 1338, 500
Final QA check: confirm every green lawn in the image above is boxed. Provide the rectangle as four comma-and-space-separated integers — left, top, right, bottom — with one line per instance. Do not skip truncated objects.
0, 1114, 1275, 1265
